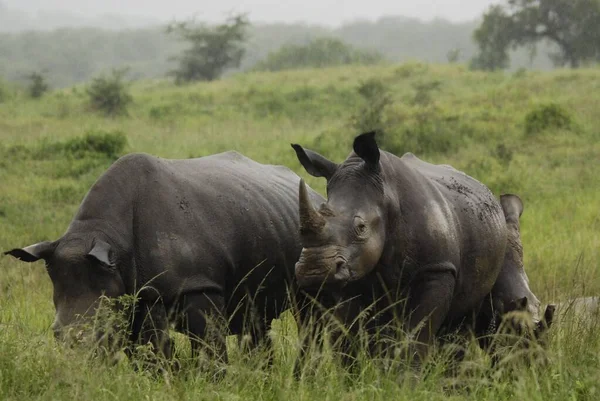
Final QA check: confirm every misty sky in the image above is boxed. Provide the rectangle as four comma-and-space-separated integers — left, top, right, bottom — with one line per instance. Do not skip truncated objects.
4, 0, 498, 26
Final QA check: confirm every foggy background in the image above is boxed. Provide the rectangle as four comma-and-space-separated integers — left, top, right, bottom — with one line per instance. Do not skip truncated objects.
0, 0, 556, 88
2, 0, 498, 29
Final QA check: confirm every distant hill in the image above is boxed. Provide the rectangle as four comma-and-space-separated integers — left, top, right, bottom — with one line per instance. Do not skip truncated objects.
0, 6, 556, 88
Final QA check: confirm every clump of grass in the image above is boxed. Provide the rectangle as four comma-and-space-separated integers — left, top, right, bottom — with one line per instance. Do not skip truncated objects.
524, 103, 575, 136
40, 129, 127, 160
349, 78, 393, 136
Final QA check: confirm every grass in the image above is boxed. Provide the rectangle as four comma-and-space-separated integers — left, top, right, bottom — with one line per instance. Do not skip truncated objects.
1, 62, 599, 400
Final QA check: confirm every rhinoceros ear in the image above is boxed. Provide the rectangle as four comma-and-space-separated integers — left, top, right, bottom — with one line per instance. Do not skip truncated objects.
507, 296, 528, 312
500, 194, 524, 220
353, 131, 380, 171
87, 239, 115, 268
535, 304, 556, 339
543, 304, 556, 328
4, 241, 56, 262
291, 144, 338, 180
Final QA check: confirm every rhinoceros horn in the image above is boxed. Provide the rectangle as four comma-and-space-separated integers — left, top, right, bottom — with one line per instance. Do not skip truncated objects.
299, 178, 325, 234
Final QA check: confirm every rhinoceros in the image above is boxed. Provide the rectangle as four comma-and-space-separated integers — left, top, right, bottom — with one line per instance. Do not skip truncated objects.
290, 132, 512, 364
475, 194, 554, 352
5, 151, 324, 368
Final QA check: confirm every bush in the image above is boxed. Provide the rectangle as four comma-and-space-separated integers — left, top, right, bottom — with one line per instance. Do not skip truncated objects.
349, 78, 393, 135
62, 130, 128, 159
40, 130, 127, 160
392, 115, 470, 156
254, 37, 384, 72
26, 72, 50, 99
524, 103, 574, 136
86, 69, 133, 117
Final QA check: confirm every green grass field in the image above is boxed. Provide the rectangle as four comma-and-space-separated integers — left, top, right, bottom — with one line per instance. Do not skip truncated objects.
1, 63, 599, 400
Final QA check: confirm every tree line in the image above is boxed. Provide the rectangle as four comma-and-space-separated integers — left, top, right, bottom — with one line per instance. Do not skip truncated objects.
0, 12, 561, 89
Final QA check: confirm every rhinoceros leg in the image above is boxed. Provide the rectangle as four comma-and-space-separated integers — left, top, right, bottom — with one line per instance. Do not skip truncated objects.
181, 292, 228, 372
127, 298, 173, 371
402, 263, 456, 365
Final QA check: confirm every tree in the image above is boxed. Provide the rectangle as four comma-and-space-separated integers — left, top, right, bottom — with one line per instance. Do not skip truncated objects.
167, 14, 250, 83
470, 6, 514, 70
26, 71, 50, 98
472, 0, 600, 70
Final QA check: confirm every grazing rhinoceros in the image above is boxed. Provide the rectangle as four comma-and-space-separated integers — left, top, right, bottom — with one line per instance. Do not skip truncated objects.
5, 151, 324, 369
475, 194, 555, 353
290, 132, 510, 364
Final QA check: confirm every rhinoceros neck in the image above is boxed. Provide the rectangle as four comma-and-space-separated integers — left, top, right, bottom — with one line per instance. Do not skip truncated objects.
70, 154, 147, 231
64, 157, 140, 253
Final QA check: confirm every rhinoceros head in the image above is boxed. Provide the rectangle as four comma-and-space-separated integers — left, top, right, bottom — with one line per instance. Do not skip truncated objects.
4, 235, 126, 344
291, 132, 387, 288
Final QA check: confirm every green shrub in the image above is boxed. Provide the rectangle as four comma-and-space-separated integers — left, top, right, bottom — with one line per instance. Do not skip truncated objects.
349, 78, 393, 135
254, 37, 384, 72
62, 130, 127, 159
524, 103, 574, 136
493, 142, 514, 166
86, 68, 133, 117
39, 130, 127, 160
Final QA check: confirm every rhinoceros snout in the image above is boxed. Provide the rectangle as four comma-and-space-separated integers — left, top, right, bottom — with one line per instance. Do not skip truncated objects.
295, 250, 350, 289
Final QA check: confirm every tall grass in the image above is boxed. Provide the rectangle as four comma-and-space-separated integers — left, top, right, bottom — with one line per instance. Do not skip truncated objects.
1, 63, 599, 400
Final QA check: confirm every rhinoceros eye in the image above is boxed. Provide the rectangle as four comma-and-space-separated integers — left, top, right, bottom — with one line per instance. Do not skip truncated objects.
353, 216, 367, 236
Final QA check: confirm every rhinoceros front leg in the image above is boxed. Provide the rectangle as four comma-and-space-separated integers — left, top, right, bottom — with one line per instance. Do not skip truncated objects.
127, 298, 173, 371
181, 292, 228, 377
402, 262, 457, 365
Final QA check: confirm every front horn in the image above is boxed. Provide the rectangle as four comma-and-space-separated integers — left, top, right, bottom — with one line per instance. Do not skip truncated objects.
299, 179, 325, 234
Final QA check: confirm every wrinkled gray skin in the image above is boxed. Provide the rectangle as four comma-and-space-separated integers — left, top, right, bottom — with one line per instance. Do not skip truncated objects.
476, 194, 555, 348
291, 132, 509, 363
5, 151, 324, 366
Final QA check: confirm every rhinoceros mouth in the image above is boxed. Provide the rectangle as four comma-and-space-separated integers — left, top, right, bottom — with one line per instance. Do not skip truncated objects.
295, 255, 351, 289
